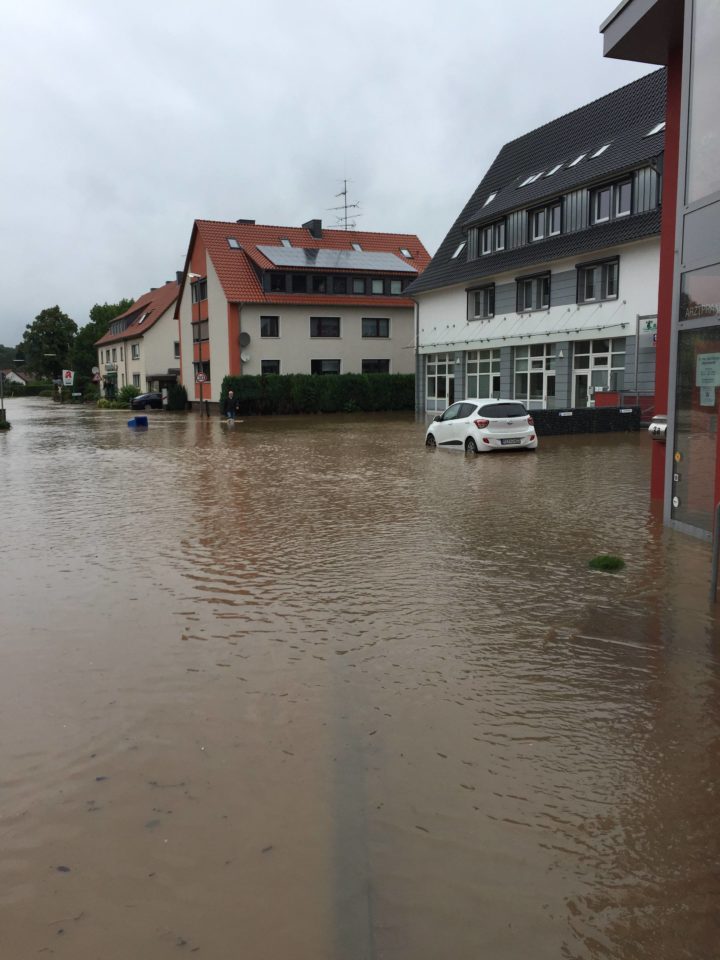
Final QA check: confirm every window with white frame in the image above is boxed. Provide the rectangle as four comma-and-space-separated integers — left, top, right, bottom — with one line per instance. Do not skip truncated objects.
468, 285, 495, 320
591, 180, 632, 224
131, 343, 140, 360
529, 202, 562, 241
469, 220, 506, 258
573, 338, 626, 392
577, 259, 619, 303
467, 349, 501, 397
514, 344, 556, 407
517, 274, 550, 312
173, 341, 180, 359
426, 352, 454, 404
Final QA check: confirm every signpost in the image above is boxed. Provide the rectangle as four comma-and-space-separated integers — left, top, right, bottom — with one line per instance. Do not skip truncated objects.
195, 373, 208, 383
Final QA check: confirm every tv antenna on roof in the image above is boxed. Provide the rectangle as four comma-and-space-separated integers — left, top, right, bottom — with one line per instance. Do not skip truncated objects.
328, 179, 361, 230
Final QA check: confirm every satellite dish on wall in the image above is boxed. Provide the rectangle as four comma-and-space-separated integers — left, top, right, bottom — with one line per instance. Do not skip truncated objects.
239, 332, 251, 347
240, 352, 250, 363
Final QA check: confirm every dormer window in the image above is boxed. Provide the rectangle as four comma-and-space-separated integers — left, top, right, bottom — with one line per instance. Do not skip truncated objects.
528, 202, 562, 242
591, 180, 632, 224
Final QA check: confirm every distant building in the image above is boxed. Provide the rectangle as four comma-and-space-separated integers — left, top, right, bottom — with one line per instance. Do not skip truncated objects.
175, 218, 430, 407
95, 279, 180, 397
0, 369, 29, 385
407, 70, 666, 417
602, 0, 720, 541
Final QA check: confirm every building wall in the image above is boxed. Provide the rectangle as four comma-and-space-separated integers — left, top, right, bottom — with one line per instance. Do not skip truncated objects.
234, 304, 416, 378
415, 238, 660, 413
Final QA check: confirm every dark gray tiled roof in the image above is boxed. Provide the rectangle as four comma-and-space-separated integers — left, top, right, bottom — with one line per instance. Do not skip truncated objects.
408, 68, 666, 297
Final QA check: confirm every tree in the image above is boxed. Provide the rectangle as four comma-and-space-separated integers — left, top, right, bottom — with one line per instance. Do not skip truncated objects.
20, 306, 77, 379
73, 298, 134, 380
0, 344, 18, 368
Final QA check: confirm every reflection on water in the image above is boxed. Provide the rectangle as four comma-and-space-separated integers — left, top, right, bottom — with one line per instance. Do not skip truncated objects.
1, 398, 718, 960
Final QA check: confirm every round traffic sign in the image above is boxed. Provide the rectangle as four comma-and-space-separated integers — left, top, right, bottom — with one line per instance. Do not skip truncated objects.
196, 373, 208, 383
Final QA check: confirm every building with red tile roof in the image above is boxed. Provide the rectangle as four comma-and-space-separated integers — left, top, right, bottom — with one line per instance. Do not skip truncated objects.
175, 217, 430, 406
95, 278, 180, 397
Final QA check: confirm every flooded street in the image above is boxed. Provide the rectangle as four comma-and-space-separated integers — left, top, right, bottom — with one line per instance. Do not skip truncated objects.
1, 397, 719, 960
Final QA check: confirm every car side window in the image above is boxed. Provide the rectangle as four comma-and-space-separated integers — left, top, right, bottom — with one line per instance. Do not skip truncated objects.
458, 403, 477, 418
441, 403, 462, 421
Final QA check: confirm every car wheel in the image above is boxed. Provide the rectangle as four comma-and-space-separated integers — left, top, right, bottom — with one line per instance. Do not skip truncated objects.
425, 434, 436, 448
465, 437, 478, 455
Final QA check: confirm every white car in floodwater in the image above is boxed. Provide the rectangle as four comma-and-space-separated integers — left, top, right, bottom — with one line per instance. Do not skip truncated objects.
425, 398, 538, 454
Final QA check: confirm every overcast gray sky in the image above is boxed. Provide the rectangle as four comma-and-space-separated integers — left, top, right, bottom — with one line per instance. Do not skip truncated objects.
0, 0, 654, 346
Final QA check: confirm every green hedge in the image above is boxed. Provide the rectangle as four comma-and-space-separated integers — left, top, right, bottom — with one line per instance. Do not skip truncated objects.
166, 383, 188, 411
220, 373, 415, 416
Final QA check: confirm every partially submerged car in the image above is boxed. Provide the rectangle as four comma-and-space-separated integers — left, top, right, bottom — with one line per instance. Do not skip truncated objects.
131, 391, 163, 410
425, 398, 538, 453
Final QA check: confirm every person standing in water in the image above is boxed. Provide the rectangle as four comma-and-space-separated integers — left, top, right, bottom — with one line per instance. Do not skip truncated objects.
224, 389, 237, 422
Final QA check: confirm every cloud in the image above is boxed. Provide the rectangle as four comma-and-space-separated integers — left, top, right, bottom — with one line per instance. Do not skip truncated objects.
0, 0, 653, 345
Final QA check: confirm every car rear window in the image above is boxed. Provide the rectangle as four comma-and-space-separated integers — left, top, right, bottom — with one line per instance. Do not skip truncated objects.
478, 402, 528, 419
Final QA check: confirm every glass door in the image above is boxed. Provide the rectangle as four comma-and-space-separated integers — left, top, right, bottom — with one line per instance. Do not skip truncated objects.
671, 323, 720, 534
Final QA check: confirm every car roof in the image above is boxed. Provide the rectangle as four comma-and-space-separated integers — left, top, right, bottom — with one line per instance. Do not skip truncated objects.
462, 397, 525, 405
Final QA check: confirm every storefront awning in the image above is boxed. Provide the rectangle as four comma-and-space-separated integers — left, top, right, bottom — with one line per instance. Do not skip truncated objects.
419, 302, 634, 354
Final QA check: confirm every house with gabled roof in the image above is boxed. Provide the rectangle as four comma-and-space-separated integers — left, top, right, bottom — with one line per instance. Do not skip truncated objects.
407, 68, 667, 416
95, 278, 181, 397
175, 217, 430, 408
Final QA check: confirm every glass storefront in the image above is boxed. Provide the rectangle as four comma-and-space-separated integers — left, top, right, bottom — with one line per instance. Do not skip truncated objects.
426, 353, 455, 410
572, 338, 625, 407
514, 344, 556, 410
686, 0, 720, 204
671, 267, 720, 534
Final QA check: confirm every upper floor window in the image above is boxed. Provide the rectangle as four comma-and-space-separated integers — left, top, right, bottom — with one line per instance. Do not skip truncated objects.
362, 318, 389, 338
517, 273, 550, 312
529, 202, 561, 241
333, 276, 347, 294
192, 320, 209, 342
390, 279, 403, 295
292, 274, 307, 293
577, 259, 619, 303
591, 180, 632, 224
131, 343, 140, 359
352, 277, 366, 294
471, 220, 506, 258
469, 284, 495, 320
370, 279, 383, 294
310, 317, 340, 337
191, 279, 207, 303
260, 315, 279, 337
311, 276, 326, 294
174, 341, 180, 359
270, 273, 287, 293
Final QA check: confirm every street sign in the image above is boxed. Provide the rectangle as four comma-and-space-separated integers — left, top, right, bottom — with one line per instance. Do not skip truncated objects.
195, 373, 208, 383
62, 369, 75, 387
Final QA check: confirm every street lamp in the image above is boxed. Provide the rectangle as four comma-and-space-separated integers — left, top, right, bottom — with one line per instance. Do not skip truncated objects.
188, 273, 208, 417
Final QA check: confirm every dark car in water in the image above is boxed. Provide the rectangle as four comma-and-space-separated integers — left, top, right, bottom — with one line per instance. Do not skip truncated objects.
131, 392, 163, 410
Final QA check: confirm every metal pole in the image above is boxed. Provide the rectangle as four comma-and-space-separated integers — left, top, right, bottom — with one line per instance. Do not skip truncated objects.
634, 313, 640, 404
0, 369, 5, 422
710, 502, 720, 603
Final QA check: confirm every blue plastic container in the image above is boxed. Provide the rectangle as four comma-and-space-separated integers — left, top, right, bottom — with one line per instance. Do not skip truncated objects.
127, 416, 149, 428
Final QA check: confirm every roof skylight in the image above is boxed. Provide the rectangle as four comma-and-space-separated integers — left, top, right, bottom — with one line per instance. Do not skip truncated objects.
451, 241, 466, 259
400, 247, 412, 258
568, 154, 587, 167
352, 242, 362, 251
281, 238, 292, 247
483, 192, 497, 206
519, 172, 544, 187
227, 237, 241, 249
591, 143, 611, 158
137, 313, 147, 325
646, 121, 665, 136
545, 163, 564, 177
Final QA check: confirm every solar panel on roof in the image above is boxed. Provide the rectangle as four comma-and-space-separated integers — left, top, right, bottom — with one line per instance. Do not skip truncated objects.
257, 246, 416, 273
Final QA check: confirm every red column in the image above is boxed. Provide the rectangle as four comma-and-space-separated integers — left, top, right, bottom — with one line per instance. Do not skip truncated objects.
651, 46, 683, 500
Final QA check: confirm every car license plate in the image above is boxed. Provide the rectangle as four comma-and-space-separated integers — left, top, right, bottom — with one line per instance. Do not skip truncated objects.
500, 438, 521, 445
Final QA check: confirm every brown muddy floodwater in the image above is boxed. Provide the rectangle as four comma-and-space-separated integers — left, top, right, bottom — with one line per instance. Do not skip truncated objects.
1, 397, 719, 960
